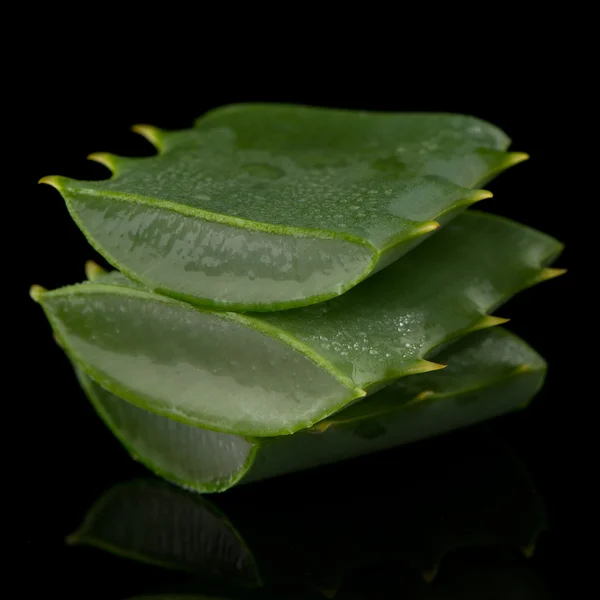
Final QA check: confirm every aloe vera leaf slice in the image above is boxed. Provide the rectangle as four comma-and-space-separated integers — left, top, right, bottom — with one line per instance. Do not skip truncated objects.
73, 328, 546, 493
67, 478, 261, 587
32, 211, 563, 437
39, 104, 527, 311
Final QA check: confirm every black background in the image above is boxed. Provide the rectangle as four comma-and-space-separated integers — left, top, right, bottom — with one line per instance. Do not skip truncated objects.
12, 32, 584, 599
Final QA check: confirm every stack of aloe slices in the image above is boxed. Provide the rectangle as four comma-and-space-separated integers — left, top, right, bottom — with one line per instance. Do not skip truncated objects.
32, 104, 565, 493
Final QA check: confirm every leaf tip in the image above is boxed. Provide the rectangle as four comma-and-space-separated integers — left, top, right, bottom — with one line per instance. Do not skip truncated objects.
507, 151, 530, 166
482, 315, 510, 329
540, 267, 567, 282
409, 360, 446, 375
29, 284, 47, 303
528, 267, 567, 287
472, 189, 494, 202
85, 260, 106, 281
419, 221, 441, 234
131, 124, 163, 150
309, 421, 333, 433
38, 175, 62, 190
87, 152, 117, 173
464, 314, 510, 335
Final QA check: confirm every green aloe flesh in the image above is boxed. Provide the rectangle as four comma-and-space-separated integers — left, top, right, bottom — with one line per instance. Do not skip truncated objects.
34, 211, 562, 437
40, 103, 528, 311
70, 437, 545, 590
74, 328, 546, 492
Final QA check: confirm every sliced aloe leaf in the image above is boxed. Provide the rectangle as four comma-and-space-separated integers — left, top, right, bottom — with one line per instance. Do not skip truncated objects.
70, 436, 545, 592
39, 103, 527, 311
32, 211, 563, 437
73, 328, 546, 492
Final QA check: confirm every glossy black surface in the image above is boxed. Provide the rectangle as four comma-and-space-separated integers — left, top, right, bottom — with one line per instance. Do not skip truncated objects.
15, 56, 580, 599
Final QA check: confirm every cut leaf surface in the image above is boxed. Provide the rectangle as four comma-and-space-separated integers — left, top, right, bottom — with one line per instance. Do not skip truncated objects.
75, 328, 546, 492
41, 104, 525, 310
35, 211, 562, 436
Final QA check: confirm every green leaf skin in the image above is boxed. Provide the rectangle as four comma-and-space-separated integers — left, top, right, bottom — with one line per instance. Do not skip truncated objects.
34, 211, 562, 437
40, 103, 527, 311
74, 328, 547, 493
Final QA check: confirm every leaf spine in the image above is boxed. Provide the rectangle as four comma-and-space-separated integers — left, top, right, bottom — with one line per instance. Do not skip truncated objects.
29, 284, 46, 302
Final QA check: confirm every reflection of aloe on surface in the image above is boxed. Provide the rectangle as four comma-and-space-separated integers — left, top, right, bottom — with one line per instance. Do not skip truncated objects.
70, 438, 548, 598
127, 597, 216, 600
31, 104, 564, 492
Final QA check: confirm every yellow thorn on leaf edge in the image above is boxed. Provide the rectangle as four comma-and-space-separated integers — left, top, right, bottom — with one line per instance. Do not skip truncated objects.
38, 175, 61, 190
539, 268, 567, 282
131, 124, 163, 150
87, 152, 116, 172
85, 260, 107, 281
407, 360, 447, 376
29, 284, 46, 302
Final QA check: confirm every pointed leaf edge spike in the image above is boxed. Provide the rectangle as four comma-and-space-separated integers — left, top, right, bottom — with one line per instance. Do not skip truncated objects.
506, 151, 530, 167
407, 360, 447, 375
472, 315, 511, 333
472, 189, 494, 202
417, 220, 440, 235
29, 284, 46, 302
131, 124, 163, 152
527, 267, 567, 287
439, 189, 493, 219
540, 267, 567, 282
308, 421, 333, 433
422, 564, 439, 584
38, 175, 62, 190
388, 220, 439, 247
85, 260, 107, 281
87, 152, 117, 173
